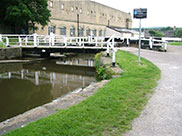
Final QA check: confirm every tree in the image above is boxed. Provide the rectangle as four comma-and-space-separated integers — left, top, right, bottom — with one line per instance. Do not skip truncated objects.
0, 0, 51, 33
160, 26, 173, 32
148, 30, 163, 37
175, 29, 182, 37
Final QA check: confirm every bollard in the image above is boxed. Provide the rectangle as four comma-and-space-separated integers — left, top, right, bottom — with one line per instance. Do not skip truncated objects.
112, 50, 116, 67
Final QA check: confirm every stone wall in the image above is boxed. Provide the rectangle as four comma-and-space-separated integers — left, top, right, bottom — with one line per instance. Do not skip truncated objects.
0, 48, 22, 60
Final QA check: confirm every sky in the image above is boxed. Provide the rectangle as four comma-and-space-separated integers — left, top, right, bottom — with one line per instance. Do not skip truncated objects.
93, 0, 182, 28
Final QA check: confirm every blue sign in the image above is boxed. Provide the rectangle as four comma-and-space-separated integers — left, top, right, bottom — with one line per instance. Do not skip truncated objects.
133, 8, 147, 19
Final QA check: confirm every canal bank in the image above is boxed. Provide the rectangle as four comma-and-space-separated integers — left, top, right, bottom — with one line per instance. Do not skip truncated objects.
0, 54, 98, 135
0, 51, 120, 135
1, 50, 160, 136
0, 48, 22, 60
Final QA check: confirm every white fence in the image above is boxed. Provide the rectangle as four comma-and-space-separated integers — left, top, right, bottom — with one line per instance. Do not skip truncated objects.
0, 33, 108, 48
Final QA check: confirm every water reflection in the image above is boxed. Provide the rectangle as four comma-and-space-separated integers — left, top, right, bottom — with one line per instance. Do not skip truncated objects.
0, 60, 95, 122
56, 58, 94, 67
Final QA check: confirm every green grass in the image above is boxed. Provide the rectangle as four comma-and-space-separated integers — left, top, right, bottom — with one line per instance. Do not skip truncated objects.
169, 42, 182, 46
4, 50, 161, 136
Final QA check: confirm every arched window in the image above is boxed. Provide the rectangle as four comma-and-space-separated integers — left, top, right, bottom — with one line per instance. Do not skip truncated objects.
86, 28, 91, 36
60, 27, 66, 35
99, 30, 102, 36
79, 27, 84, 36
92, 29, 97, 36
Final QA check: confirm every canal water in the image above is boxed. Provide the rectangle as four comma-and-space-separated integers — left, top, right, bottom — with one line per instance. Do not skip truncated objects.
0, 55, 96, 122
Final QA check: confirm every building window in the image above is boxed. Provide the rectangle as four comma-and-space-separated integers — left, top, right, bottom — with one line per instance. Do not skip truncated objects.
48, 26, 55, 35
79, 27, 84, 36
92, 29, 97, 36
70, 27, 75, 36
99, 30, 102, 36
50, 1, 53, 8
71, 6, 74, 12
60, 27, 66, 35
41, 26, 44, 31
86, 28, 91, 36
61, 4, 64, 10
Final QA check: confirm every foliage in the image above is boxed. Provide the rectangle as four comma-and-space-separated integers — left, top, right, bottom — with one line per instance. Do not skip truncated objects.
160, 26, 173, 32
0, 42, 5, 48
148, 30, 163, 37
4, 50, 160, 136
94, 52, 112, 80
174, 29, 182, 37
0, 0, 50, 33
169, 42, 182, 46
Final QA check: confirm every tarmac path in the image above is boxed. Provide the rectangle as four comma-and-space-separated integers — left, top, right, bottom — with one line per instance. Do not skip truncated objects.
121, 46, 182, 136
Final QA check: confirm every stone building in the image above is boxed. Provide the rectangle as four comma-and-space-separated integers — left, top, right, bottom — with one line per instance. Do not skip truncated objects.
36, 0, 132, 37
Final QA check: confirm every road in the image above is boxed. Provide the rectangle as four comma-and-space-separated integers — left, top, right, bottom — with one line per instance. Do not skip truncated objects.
121, 46, 182, 136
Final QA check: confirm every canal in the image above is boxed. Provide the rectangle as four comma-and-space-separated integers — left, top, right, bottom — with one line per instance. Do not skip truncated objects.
0, 54, 96, 122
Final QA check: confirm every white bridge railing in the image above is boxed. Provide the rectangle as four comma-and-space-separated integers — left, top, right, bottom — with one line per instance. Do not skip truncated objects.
0, 33, 108, 47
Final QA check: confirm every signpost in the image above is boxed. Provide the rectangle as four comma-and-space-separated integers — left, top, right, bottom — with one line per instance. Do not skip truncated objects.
133, 8, 147, 63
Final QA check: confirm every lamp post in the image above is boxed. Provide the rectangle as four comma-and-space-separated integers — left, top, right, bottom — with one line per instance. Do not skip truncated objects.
77, 13, 79, 37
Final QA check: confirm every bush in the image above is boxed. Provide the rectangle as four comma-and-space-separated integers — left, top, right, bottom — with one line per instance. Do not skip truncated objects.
0, 41, 5, 48
94, 52, 113, 81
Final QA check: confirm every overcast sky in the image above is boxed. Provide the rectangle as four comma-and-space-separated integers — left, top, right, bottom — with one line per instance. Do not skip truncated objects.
93, 0, 182, 28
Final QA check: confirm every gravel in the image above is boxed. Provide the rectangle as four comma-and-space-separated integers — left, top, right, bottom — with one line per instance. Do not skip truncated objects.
120, 46, 182, 136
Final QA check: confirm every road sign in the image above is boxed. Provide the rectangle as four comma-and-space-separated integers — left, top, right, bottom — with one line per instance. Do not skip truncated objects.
133, 8, 147, 19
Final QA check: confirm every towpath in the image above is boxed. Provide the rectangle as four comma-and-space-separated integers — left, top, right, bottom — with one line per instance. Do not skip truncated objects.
121, 46, 182, 136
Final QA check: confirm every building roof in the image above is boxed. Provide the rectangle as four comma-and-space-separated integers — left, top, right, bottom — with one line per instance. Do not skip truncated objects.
107, 26, 141, 35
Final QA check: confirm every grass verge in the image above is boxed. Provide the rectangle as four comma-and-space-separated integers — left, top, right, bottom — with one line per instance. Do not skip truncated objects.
169, 42, 182, 46
4, 50, 160, 136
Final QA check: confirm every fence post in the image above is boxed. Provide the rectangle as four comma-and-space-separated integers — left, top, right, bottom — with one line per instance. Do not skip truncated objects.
64, 37, 67, 47
33, 33, 37, 47
0, 34, 2, 42
101, 38, 104, 48
50, 32, 55, 46
107, 42, 110, 57
79, 37, 81, 46
95, 38, 98, 46
25, 36, 28, 46
149, 37, 153, 49
6, 37, 9, 47
127, 38, 130, 46
18, 36, 22, 46
88, 36, 91, 44
49, 35, 51, 47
